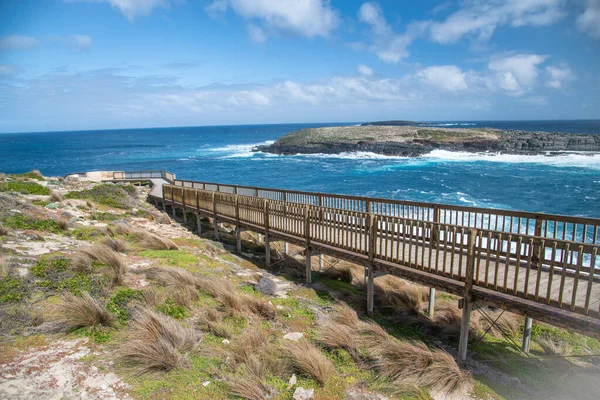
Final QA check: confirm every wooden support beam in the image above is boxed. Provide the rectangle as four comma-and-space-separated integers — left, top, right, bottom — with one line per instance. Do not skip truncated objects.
458, 298, 472, 362
236, 227, 242, 254
428, 288, 436, 317
458, 228, 477, 363
305, 247, 312, 284
284, 242, 289, 255
258, 233, 262, 243
522, 316, 533, 353
213, 217, 220, 241
367, 264, 374, 317
196, 213, 202, 234
265, 233, 271, 267
183, 209, 187, 223
319, 253, 324, 272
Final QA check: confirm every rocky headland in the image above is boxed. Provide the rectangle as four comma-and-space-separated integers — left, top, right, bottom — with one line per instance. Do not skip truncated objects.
255, 125, 600, 157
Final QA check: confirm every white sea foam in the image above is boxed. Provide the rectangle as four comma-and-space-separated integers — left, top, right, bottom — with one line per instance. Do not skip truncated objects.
299, 151, 409, 160
206, 140, 274, 158
422, 150, 600, 170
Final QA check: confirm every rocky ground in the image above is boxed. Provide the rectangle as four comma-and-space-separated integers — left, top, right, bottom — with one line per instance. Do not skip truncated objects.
255, 125, 600, 156
1, 171, 599, 400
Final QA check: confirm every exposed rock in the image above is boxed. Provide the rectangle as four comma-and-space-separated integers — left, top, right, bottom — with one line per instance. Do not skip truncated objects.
254, 273, 292, 297
288, 374, 297, 387
283, 332, 304, 341
292, 387, 314, 400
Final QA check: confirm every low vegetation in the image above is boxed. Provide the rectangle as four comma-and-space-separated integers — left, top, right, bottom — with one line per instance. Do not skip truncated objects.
65, 184, 137, 209
0, 181, 50, 195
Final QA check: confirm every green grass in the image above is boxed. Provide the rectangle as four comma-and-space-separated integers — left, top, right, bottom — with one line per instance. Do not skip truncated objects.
528, 323, 600, 355
0, 275, 29, 303
31, 255, 94, 295
2, 214, 65, 233
65, 184, 135, 209
107, 287, 142, 324
91, 211, 124, 221
0, 182, 50, 195
131, 354, 229, 399
68, 226, 106, 241
9, 171, 44, 181
157, 298, 188, 319
138, 250, 200, 269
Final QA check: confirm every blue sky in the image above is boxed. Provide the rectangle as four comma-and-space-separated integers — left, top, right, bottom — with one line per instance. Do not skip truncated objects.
0, 0, 599, 133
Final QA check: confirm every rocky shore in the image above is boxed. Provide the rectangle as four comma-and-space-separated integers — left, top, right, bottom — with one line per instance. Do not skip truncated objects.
254, 125, 600, 157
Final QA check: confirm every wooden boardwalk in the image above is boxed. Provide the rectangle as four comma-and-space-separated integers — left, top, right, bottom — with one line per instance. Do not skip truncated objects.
104, 170, 600, 359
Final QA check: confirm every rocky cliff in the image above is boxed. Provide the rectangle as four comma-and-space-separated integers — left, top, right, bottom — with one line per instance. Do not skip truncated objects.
254, 125, 600, 157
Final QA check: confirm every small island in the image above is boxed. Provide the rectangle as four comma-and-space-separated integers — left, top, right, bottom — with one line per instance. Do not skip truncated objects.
255, 124, 600, 157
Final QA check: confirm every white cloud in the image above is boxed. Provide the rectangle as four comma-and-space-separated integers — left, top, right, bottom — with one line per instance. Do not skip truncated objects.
428, 0, 566, 44
206, 0, 339, 40
357, 2, 428, 63
68, 35, 93, 52
68, 0, 171, 20
0, 35, 38, 51
0, 65, 18, 76
247, 25, 267, 43
545, 65, 573, 89
488, 54, 548, 87
577, 0, 600, 39
357, 64, 373, 77
416, 65, 469, 92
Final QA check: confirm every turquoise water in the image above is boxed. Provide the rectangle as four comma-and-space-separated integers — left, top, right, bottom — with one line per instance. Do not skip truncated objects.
1, 121, 599, 218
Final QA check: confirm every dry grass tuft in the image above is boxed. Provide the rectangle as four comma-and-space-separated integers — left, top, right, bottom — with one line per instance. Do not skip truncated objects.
138, 288, 162, 308
117, 308, 201, 374
331, 301, 360, 328
322, 264, 354, 283
537, 335, 572, 356
100, 236, 129, 253
147, 266, 199, 289
286, 339, 334, 385
318, 321, 361, 363
168, 285, 199, 308
375, 277, 428, 314
372, 337, 472, 397
50, 190, 64, 202
230, 328, 269, 365
79, 244, 126, 286
30, 170, 43, 178
197, 309, 233, 339
56, 217, 70, 231
0, 224, 8, 236
70, 252, 93, 273
56, 292, 114, 330
132, 229, 179, 250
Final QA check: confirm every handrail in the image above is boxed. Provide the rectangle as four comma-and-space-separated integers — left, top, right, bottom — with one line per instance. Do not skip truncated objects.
162, 183, 600, 323
172, 178, 600, 245
112, 170, 175, 183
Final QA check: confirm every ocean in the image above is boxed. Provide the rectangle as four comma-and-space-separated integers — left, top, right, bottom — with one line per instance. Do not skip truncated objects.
1, 120, 599, 218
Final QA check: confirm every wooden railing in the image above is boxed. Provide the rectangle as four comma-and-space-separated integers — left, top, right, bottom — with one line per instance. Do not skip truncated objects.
173, 179, 600, 247
113, 170, 175, 183
162, 184, 600, 323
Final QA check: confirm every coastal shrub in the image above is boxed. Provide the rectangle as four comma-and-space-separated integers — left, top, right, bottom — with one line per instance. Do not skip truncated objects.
157, 298, 188, 319
0, 182, 50, 195
68, 226, 105, 241
0, 275, 29, 303
10, 170, 44, 181
56, 292, 114, 330
65, 184, 136, 209
116, 308, 202, 373
2, 214, 66, 233
31, 255, 93, 295
107, 287, 142, 324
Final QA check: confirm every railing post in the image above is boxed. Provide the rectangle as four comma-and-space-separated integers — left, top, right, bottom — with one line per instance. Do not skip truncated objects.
212, 191, 220, 241
264, 200, 270, 267
533, 216, 543, 263
458, 228, 477, 363
182, 189, 187, 222
171, 187, 176, 218
235, 194, 242, 254
432, 205, 441, 248
305, 204, 312, 284
366, 213, 377, 316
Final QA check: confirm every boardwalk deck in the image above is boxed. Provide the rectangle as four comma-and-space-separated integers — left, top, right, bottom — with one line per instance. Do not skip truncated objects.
100, 170, 600, 358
